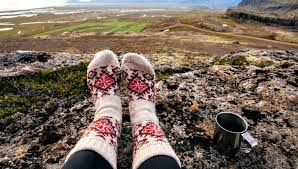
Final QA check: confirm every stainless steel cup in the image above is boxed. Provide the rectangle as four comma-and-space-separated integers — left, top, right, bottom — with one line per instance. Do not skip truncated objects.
213, 112, 257, 154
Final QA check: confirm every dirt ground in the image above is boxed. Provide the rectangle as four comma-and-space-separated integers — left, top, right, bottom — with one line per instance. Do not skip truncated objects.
0, 33, 297, 57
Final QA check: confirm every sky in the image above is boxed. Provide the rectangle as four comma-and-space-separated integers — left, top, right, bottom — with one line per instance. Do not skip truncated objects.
0, 0, 241, 11
0, 0, 68, 11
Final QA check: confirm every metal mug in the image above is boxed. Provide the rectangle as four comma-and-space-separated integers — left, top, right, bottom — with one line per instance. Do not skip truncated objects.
213, 112, 257, 154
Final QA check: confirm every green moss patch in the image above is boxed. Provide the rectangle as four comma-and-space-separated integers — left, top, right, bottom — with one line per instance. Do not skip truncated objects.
214, 55, 249, 66
246, 57, 274, 68
0, 62, 89, 118
214, 55, 277, 68
156, 71, 171, 81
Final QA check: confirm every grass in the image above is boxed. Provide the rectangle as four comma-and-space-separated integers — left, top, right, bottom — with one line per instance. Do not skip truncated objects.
103, 21, 146, 32
0, 62, 88, 118
34, 22, 102, 36
33, 20, 146, 37
272, 31, 298, 44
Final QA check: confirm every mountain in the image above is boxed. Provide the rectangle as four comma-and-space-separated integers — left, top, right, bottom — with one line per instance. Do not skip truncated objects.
238, 0, 298, 7
67, 0, 242, 8
238, 0, 298, 10
180, 0, 241, 8
227, 0, 298, 26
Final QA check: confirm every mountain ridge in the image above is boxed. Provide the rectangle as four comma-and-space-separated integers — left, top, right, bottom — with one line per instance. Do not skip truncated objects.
227, 0, 298, 26
68, 0, 242, 8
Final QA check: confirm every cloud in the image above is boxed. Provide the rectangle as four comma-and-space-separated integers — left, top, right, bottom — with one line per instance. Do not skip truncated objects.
78, 0, 93, 2
0, 0, 68, 10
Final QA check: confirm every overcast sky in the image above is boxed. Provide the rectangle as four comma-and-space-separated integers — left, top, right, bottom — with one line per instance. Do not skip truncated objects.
0, 0, 75, 11
0, 0, 240, 11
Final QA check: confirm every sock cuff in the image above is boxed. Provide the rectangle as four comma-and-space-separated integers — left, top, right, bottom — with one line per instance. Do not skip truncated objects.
132, 143, 181, 169
65, 136, 118, 169
129, 100, 159, 124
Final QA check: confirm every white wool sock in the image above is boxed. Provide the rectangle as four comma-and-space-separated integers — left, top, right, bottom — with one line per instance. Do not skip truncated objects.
65, 50, 122, 169
122, 53, 181, 169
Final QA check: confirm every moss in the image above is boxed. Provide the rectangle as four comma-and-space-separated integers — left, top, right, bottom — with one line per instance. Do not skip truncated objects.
230, 55, 249, 66
253, 59, 274, 68
246, 56, 274, 68
0, 108, 19, 118
214, 58, 230, 65
214, 55, 249, 66
156, 71, 171, 81
0, 62, 89, 118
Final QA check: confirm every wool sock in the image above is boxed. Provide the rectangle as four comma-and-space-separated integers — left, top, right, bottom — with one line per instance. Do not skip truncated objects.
122, 53, 181, 169
65, 50, 122, 169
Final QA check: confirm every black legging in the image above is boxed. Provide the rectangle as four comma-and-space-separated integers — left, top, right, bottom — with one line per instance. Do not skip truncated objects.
63, 150, 181, 169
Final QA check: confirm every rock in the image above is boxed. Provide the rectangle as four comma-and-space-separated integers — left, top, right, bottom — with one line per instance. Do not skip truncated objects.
39, 125, 63, 145
16, 51, 50, 63
242, 106, 266, 125
0, 51, 93, 77
171, 125, 187, 139
195, 151, 203, 161
233, 41, 240, 44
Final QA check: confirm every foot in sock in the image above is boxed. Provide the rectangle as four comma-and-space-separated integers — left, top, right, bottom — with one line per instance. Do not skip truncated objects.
122, 53, 181, 169
65, 50, 122, 169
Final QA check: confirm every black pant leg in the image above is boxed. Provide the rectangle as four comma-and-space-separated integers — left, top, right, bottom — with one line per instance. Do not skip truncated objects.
138, 155, 181, 169
63, 150, 113, 169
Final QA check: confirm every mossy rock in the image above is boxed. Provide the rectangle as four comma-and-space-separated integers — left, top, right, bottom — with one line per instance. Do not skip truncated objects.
230, 55, 249, 66
214, 55, 249, 66
0, 62, 89, 118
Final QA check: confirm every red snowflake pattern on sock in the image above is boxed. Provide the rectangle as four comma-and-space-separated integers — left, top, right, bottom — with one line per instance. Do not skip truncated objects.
132, 121, 167, 153
84, 116, 120, 149
87, 65, 121, 101
123, 69, 155, 103
130, 78, 148, 93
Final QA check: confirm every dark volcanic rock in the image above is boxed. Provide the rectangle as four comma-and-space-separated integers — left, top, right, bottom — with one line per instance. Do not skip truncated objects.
0, 51, 93, 77
0, 51, 51, 66
40, 124, 63, 145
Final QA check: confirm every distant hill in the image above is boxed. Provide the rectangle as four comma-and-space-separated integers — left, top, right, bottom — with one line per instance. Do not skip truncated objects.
238, 0, 298, 11
238, 0, 298, 7
227, 0, 298, 26
68, 0, 241, 8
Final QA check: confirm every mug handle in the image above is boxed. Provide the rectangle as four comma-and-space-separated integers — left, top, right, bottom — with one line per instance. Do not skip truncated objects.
240, 132, 258, 153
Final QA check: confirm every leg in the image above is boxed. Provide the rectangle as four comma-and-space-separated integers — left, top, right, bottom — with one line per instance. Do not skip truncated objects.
122, 53, 181, 169
63, 50, 122, 169
138, 155, 180, 169
63, 150, 113, 169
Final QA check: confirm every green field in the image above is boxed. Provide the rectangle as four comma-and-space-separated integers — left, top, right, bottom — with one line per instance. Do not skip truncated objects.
33, 20, 146, 37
